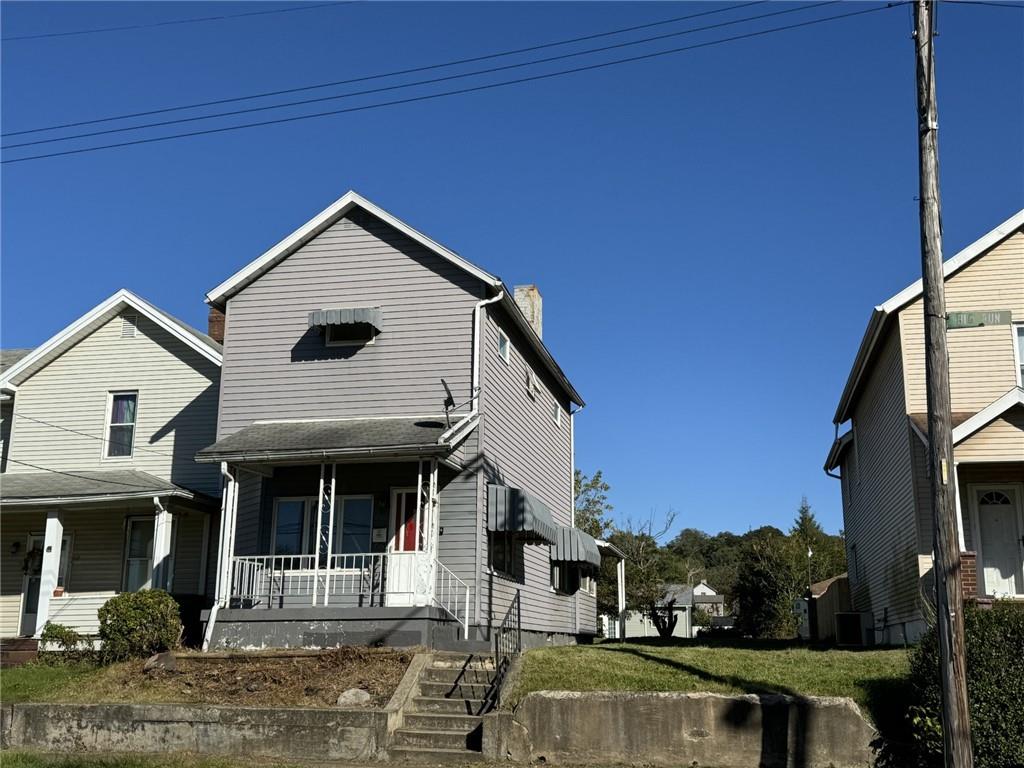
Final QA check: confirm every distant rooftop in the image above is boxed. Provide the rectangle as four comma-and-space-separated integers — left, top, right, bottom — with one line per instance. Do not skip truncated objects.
0, 348, 32, 374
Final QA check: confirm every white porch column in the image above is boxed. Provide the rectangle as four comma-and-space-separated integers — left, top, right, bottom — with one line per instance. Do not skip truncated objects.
616, 557, 626, 641
34, 510, 64, 637
152, 498, 174, 591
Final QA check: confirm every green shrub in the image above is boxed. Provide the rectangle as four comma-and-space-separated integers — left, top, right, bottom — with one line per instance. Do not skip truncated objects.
904, 601, 1024, 768
39, 622, 84, 653
735, 533, 802, 639
97, 590, 182, 661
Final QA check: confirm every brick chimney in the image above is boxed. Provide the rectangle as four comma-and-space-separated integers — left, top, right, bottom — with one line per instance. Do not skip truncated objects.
208, 307, 225, 344
514, 285, 543, 339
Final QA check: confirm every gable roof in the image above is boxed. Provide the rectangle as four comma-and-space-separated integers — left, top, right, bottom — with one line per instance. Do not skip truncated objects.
0, 289, 222, 390
834, 208, 1024, 424
951, 387, 1024, 445
205, 190, 583, 406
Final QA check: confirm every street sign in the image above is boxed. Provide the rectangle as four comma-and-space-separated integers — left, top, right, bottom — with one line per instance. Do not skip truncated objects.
946, 310, 1012, 329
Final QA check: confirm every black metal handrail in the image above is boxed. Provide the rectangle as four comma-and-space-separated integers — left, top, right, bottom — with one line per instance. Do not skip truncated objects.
494, 589, 521, 670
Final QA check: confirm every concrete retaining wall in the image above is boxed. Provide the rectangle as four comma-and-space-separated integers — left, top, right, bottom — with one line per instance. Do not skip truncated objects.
1, 703, 386, 761
484, 691, 876, 768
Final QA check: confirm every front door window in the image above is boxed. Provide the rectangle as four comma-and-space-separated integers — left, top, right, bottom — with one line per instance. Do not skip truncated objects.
975, 487, 1024, 597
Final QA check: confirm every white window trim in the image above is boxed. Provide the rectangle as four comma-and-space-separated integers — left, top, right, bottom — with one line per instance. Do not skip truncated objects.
552, 400, 562, 427
497, 329, 511, 365
325, 324, 376, 348
122, 516, 155, 592
103, 390, 139, 462
1013, 322, 1023, 388
270, 496, 317, 557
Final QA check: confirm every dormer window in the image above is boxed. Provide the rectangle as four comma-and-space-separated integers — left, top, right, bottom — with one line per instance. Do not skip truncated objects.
308, 307, 382, 348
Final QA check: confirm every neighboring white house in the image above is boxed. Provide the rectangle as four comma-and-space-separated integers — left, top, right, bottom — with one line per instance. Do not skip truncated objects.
603, 581, 725, 639
0, 290, 222, 640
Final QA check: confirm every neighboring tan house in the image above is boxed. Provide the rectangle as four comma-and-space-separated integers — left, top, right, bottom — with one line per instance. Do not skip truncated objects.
0, 290, 222, 640
826, 210, 1024, 645
197, 191, 607, 650
604, 581, 725, 639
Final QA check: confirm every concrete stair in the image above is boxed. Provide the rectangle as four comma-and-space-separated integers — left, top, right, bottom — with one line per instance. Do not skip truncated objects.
389, 654, 496, 762
0, 638, 38, 668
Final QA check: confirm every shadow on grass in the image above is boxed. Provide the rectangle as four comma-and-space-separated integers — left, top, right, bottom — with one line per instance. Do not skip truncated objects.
595, 643, 913, 768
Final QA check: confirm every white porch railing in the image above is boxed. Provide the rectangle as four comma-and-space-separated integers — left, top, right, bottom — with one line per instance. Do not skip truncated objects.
228, 553, 472, 638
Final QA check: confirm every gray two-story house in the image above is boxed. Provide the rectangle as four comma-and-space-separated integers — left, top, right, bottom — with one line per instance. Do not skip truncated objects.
198, 191, 602, 650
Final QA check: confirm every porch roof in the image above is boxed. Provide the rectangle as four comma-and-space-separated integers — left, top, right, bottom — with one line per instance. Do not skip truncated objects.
551, 525, 601, 567
0, 470, 209, 507
196, 417, 453, 464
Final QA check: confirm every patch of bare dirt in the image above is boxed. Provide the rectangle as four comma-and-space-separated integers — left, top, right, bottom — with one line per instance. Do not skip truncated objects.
102, 647, 414, 708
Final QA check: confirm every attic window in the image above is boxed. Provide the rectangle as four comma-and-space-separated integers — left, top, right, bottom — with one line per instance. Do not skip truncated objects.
121, 315, 138, 339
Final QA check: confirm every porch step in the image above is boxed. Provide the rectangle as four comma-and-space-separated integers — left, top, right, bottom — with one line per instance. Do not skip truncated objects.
403, 712, 483, 732
421, 666, 495, 684
411, 696, 490, 716
387, 745, 484, 763
419, 680, 491, 699
0, 639, 39, 668
391, 727, 482, 751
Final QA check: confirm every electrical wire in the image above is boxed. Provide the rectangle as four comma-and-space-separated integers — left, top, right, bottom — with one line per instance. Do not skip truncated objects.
1, 3, 904, 166
2, 1, 766, 138
2, 2, 354, 43
5, 457, 180, 490
3, 1, 835, 151
13, 413, 176, 459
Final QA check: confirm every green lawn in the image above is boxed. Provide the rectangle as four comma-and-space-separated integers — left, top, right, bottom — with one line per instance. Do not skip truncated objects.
511, 639, 911, 724
0, 662, 101, 703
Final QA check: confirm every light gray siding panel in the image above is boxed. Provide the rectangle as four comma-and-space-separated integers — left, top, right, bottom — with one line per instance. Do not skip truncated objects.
232, 472, 263, 557
840, 330, 920, 635
479, 306, 578, 635
438, 430, 480, 589
217, 210, 485, 437
5, 312, 221, 496
1, 402, 12, 473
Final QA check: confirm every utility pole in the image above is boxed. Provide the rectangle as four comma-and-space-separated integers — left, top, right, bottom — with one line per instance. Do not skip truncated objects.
912, 2, 973, 767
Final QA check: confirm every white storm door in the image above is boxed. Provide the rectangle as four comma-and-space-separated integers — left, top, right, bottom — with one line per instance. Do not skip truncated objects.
974, 485, 1024, 597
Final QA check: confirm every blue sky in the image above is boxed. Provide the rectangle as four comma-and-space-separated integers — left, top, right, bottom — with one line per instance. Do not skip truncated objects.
2, 1, 1022, 537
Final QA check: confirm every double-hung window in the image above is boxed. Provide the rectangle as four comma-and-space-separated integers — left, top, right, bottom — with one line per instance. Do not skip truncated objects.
1015, 324, 1024, 386
106, 392, 138, 458
498, 330, 510, 364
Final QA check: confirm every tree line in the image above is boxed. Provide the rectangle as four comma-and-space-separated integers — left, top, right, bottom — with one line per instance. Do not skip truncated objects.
574, 470, 847, 638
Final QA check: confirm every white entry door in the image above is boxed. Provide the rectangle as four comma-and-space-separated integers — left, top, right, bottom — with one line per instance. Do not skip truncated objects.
20, 534, 70, 636
972, 485, 1024, 597
386, 488, 423, 607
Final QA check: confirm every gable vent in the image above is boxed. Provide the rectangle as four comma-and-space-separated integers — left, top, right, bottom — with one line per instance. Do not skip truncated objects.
121, 315, 138, 338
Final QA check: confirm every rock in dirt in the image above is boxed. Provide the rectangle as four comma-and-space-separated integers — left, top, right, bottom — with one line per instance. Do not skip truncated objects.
143, 651, 177, 674
336, 687, 371, 707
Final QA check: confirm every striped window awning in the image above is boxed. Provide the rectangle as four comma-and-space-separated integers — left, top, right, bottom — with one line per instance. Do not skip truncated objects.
308, 307, 383, 330
551, 526, 601, 568
487, 484, 559, 545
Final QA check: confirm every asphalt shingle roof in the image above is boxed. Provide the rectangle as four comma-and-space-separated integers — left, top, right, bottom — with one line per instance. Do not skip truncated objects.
0, 470, 198, 505
196, 417, 450, 462
0, 349, 33, 374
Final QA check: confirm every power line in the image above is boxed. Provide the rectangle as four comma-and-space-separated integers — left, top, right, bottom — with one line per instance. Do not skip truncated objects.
1, 3, 905, 166
3, 1, 766, 138
2, 2, 353, 43
940, 0, 1024, 8
4, 1, 836, 151
13, 413, 176, 459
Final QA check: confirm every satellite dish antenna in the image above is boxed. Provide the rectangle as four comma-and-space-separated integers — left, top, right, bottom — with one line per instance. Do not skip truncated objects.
441, 379, 456, 426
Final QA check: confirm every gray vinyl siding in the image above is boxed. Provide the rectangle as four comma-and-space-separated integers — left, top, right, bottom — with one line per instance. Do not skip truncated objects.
840, 329, 921, 636
479, 305, 577, 635
217, 209, 486, 438
437, 430, 481, 589
4, 311, 221, 496
0, 511, 46, 636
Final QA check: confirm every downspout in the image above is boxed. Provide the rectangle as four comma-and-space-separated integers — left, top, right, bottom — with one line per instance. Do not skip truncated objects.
468, 290, 504, 631
202, 462, 234, 651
